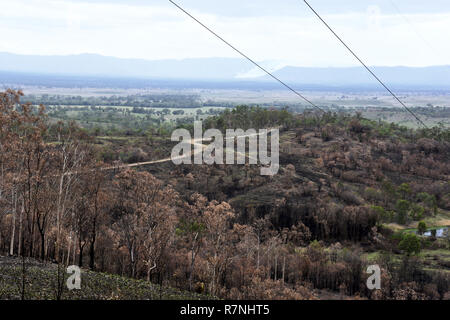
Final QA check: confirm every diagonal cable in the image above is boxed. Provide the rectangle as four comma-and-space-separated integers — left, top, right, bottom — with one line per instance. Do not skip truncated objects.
302, 0, 428, 128
168, 0, 325, 113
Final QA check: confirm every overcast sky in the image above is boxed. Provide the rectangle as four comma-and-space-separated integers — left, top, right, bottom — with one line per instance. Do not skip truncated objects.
1, 0, 449, 67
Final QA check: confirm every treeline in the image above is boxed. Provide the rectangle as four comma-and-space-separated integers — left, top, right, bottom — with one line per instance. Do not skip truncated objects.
23, 93, 235, 109
203, 105, 296, 131
24, 93, 202, 108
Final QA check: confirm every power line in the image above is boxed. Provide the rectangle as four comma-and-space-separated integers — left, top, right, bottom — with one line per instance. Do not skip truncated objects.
168, 0, 325, 113
302, 0, 428, 128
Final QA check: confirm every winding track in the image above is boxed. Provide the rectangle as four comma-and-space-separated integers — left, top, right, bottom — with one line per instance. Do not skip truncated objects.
73, 128, 278, 174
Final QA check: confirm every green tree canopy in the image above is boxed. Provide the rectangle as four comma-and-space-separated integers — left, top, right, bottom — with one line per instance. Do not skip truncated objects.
417, 221, 427, 235
399, 233, 421, 256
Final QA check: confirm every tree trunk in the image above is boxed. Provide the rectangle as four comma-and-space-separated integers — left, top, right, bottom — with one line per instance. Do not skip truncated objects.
45, 238, 49, 260
147, 261, 156, 282
89, 218, 97, 270
40, 232, 45, 260
28, 212, 36, 258
9, 191, 17, 256
78, 236, 85, 267
72, 236, 76, 265
55, 172, 65, 262
66, 233, 72, 266
78, 245, 84, 267
18, 200, 23, 256
129, 242, 136, 278
274, 254, 278, 281
188, 232, 199, 291
88, 239, 96, 270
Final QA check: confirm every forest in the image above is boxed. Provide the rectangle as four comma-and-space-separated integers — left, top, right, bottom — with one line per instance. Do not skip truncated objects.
0, 89, 449, 300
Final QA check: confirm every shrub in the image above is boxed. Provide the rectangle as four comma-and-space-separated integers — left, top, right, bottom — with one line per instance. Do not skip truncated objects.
395, 199, 411, 225
417, 221, 427, 235
399, 233, 421, 256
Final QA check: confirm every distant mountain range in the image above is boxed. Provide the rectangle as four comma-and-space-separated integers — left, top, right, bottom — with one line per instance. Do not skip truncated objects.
0, 52, 251, 80
0, 52, 449, 88
262, 65, 450, 87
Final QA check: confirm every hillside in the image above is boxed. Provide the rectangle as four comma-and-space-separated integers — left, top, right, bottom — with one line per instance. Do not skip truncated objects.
0, 256, 209, 300
87, 106, 450, 299
0, 91, 449, 300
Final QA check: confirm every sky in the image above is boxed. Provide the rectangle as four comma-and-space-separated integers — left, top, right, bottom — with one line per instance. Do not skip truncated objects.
0, 0, 449, 68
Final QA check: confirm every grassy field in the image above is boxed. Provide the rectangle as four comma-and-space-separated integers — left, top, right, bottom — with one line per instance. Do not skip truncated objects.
385, 209, 450, 233
365, 248, 450, 274
46, 105, 228, 134
0, 256, 211, 300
